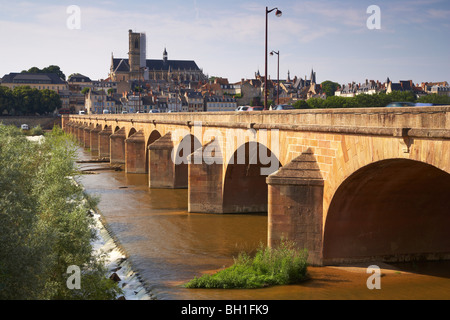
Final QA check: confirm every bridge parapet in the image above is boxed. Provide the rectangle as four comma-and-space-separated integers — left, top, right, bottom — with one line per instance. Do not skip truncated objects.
63, 105, 450, 131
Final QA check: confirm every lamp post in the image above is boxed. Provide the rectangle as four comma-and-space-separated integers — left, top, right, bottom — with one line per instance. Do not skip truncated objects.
270, 50, 280, 106
264, 6, 282, 110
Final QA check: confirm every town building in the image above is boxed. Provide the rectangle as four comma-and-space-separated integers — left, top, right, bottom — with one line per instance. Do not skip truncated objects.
185, 91, 204, 112
430, 85, 450, 96
205, 95, 237, 112
85, 89, 119, 114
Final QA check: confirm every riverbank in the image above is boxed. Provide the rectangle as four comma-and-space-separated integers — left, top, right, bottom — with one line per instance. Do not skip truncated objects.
25, 133, 153, 300
73, 169, 154, 300
88, 207, 154, 300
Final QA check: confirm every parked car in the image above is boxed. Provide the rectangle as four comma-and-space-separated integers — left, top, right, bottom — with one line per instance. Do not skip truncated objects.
21, 124, 29, 130
414, 103, 433, 107
78, 110, 85, 115
247, 106, 264, 111
149, 109, 160, 113
236, 106, 249, 111
385, 102, 416, 108
121, 111, 128, 114
274, 104, 295, 110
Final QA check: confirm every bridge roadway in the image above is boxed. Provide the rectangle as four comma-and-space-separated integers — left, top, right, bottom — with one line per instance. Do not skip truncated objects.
63, 106, 450, 266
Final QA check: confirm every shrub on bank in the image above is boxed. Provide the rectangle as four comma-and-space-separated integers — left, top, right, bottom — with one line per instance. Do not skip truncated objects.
185, 240, 308, 289
0, 125, 122, 300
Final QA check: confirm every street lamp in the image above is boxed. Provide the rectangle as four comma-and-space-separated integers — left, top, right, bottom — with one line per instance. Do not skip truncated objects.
264, 7, 282, 110
270, 50, 280, 106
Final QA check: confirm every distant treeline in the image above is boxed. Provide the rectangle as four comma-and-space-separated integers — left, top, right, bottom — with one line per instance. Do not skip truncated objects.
0, 85, 62, 116
293, 91, 450, 109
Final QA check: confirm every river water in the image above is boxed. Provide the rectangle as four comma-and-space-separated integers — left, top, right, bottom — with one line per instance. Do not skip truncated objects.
76, 148, 450, 300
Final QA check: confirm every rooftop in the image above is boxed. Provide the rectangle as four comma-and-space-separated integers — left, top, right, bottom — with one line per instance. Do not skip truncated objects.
1, 72, 67, 85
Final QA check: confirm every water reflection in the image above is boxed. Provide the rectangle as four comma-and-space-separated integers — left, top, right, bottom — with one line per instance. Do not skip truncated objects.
77, 148, 450, 300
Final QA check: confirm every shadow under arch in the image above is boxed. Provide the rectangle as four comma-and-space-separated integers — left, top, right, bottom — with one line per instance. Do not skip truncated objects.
145, 130, 162, 174
174, 133, 202, 188
323, 158, 450, 264
128, 127, 137, 139
223, 141, 281, 214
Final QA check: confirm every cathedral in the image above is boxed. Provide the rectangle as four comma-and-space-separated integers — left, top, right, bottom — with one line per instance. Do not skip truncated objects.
110, 30, 206, 83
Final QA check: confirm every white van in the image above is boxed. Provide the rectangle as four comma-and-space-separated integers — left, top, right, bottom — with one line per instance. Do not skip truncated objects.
79, 110, 85, 115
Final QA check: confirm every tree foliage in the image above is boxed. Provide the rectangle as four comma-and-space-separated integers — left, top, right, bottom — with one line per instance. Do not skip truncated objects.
417, 93, 450, 105
0, 126, 121, 300
0, 85, 61, 115
321, 80, 340, 97
304, 90, 449, 109
21, 65, 66, 81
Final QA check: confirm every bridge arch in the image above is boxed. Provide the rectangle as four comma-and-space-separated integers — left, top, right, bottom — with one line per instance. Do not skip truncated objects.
223, 141, 281, 213
323, 158, 450, 264
147, 130, 162, 146
145, 130, 162, 173
174, 133, 202, 188
128, 128, 137, 138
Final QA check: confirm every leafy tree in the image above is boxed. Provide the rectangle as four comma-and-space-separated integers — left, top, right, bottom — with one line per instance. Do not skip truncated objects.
386, 90, 416, 103
322, 95, 347, 108
417, 94, 450, 105
292, 100, 310, 109
0, 86, 13, 115
40, 89, 62, 114
0, 86, 61, 115
22, 65, 66, 81
321, 80, 340, 97
306, 97, 325, 109
0, 126, 122, 300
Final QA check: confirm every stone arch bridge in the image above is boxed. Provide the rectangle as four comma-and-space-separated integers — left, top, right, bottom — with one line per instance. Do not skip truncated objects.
62, 106, 450, 266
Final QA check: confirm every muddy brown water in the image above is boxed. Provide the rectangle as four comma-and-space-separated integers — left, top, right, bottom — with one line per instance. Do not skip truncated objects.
77, 148, 450, 300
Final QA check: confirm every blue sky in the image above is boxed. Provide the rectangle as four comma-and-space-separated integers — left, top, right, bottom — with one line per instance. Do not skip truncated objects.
0, 0, 449, 86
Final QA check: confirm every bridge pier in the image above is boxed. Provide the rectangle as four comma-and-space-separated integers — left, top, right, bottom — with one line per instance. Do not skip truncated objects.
188, 139, 224, 213
63, 122, 71, 134
267, 149, 325, 266
148, 132, 178, 188
89, 125, 101, 155
75, 124, 83, 143
98, 126, 112, 160
110, 127, 126, 164
83, 125, 92, 149
125, 130, 147, 174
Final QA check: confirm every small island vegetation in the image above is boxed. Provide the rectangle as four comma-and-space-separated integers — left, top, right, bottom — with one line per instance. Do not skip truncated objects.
185, 240, 308, 289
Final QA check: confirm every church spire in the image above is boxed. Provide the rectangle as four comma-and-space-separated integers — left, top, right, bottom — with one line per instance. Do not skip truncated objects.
310, 68, 316, 84
163, 47, 168, 64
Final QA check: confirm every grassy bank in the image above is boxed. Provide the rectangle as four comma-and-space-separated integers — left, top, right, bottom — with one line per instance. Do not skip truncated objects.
185, 241, 309, 289
0, 125, 122, 300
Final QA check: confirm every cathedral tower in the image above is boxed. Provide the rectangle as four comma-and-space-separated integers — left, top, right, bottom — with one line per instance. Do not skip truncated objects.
128, 29, 141, 74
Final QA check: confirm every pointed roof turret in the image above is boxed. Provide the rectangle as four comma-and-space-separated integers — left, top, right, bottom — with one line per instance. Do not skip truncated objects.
163, 47, 168, 64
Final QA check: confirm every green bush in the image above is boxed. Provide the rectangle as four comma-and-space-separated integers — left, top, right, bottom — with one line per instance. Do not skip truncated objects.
185, 240, 308, 289
0, 125, 121, 300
